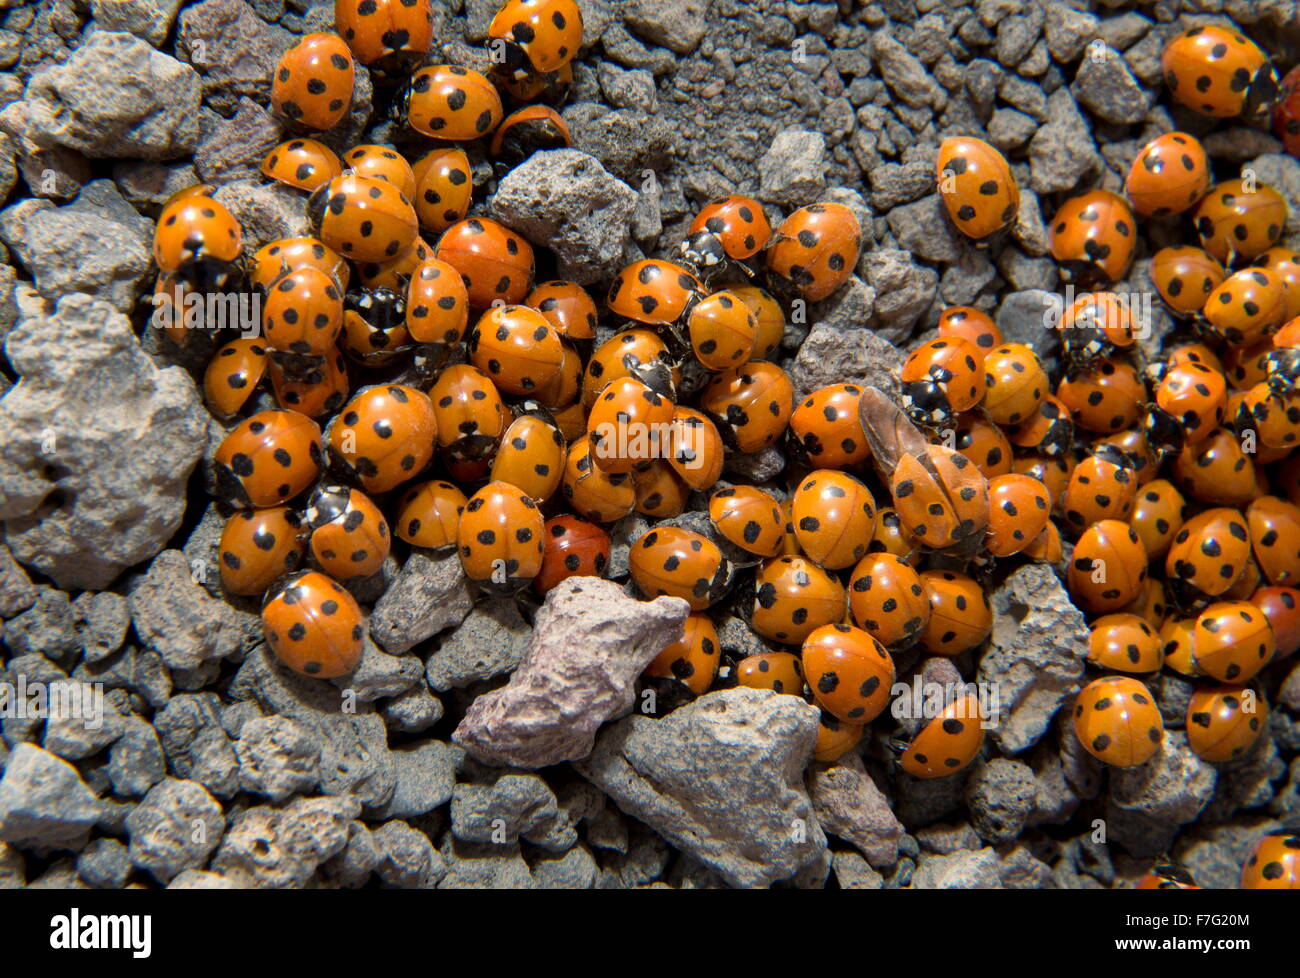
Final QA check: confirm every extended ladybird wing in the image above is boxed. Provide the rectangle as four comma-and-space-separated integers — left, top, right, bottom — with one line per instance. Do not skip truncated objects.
857, 386, 930, 474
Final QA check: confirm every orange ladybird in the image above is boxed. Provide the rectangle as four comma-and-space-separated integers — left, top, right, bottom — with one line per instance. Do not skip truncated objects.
935, 136, 1020, 241
271, 32, 354, 130
262, 570, 364, 678
1073, 676, 1163, 767
214, 409, 324, 509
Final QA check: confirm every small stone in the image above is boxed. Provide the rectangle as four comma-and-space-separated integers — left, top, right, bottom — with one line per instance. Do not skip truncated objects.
369, 548, 475, 654
210, 180, 309, 251
235, 715, 321, 802
859, 248, 939, 343
1029, 88, 1101, 194
562, 104, 676, 185
176, 0, 293, 108
107, 716, 166, 797
1043, 2, 1097, 62
887, 194, 963, 263
787, 321, 903, 400
596, 62, 658, 112
987, 108, 1038, 152
832, 850, 885, 888
110, 160, 201, 216
965, 758, 1038, 843
978, 564, 1088, 754
491, 149, 637, 286
995, 289, 1062, 370
0, 542, 35, 617
911, 846, 1004, 889
0, 744, 101, 851
1105, 731, 1217, 858
153, 693, 240, 798
21, 32, 200, 159
42, 685, 125, 760
454, 578, 689, 768
426, 597, 531, 692
212, 795, 360, 888
0, 296, 207, 590
757, 129, 827, 208
622, 0, 707, 55
373, 820, 444, 888
576, 687, 826, 888
1072, 45, 1151, 125
808, 755, 904, 867
91, 0, 186, 47
871, 30, 946, 109
76, 838, 132, 889
451, 773, 577, 852
194, 98, 283, 184
370, 739, 463, 819
2, 585, 77, 660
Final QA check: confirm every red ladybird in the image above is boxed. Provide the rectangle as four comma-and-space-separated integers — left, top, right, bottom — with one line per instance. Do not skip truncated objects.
435, 217, 534, 308
535, 515, 610, 593
487, 0, 583, 80
404, 64, 503, 140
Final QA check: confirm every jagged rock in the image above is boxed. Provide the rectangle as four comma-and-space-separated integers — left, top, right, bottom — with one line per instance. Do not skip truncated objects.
454, 578, 689, 768
0, 744, 100, 852
0, 296, 207, 589
369, 549, 475, 655
1105, 731, 1217, 858
451, 773, 577, 852
807, 754, 904, 868
576, 687, 826, 888
212, 795, 360, 888
425, 598, 531, 692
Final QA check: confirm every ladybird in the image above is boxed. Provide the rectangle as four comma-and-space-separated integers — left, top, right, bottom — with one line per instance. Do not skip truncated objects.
1201, 268, 1288, 347
607, 258, 704, 330
262, 265, 344, 370
536, 341, 583, 411
587, 376, 674, 475
1172, 426, 1259, 507
917, 570, 991, 656
644, 611, 718, 696
865, 508, 919, 564
218, 507, 307, 597
1124, 131, 1211, 218
1276, 66, 1300, 156
306, 172, 417, 265
435, 217, 534, 309
490, 105, 572, 170
1161, 615, 1202, 677
335, 0, 434, 73
1129, 478, 1187, 561
681, 194, 772, 279
204, 338, 268, 419
629, 527, 732, 611
337, 287, 409, 367
582, 328, 678, 407
251, 237, 348, 295
428, 364, 509, 462
328, 384, 437, 493
1087, 613, 1163, 674
699, 360, 794, 454
1246, 495, 1300, 586
985, 472, 1051, 557
790, 383, 870, 470
1251, 584, 1300, 657
1194, 179, 1288, 266
1193, 600, 1275, 682
534, 514, 610, 594
950, 410, 1015, 477
393, 479, 467, 549
1162, 24, 1278, 121
410, 147, 473, 234
1187, 684, 1267, 762
750, 555, 846, 644
1073, 676, 1163, 767
1235, 383, 1300, 452
731, 285, 786, 360
268, 346, 350, 418
457, 481, 545, 594
892, 447, 990, 556
982, 342, 1047, 426
633, 459, 691, 518
935, 136, 1020, 241
214, 409, 324, 508
1240, 829, 1300, 889
1257, 248, 1300, 321
1222, 336, 1276, 391
666, 406, 724, 491
813, 711, 864, 763
499, 59, 573, 102
262, 570, 364, 678
632, 462, 690, 518
153, 193, 243, 290
1056, 290, 1137, 372
791, 470, 876, 569
468, 304, 563, 396
487, 0, 583, 80
401, 257, 468, 350
1151, 246, 1226, 318
1007, 394, 1073, 458
687, 290, 757, 370
1056, 357, 1145, 434
734, 652, 804, 696
766, 202, 861, 302
898, 692, 985, 779
261, 138, 342, 192
802, 624, 894, 724
937, 305, 1002, 356
561, 435, 635, 522
900, 336, 985, 427
491, 405, 566, 502
1136, 864, 1200, 890
1048, 190, 1137, 287
528, 280, 597, 341
1068, 519, 1148, 613
1013, 453, 1074, 512
1155, 361, 1227, 447
848, 552, 929, 651
1166, 507, 1252, 599
404, 63, 503, 140
709, 486, 785, 558
271, 32, 355, 131
306, 484, 390, 579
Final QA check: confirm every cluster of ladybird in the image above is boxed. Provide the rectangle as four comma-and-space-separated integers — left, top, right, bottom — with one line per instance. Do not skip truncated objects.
144, 2, 1299, 888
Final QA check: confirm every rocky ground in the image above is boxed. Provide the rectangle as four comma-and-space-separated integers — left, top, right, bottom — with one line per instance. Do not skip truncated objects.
0, 0, 1299, 889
